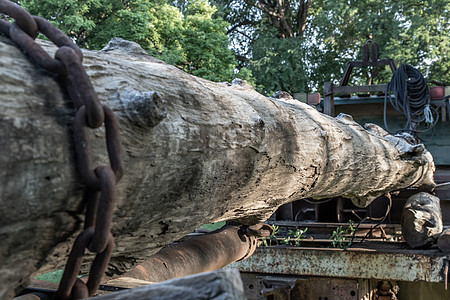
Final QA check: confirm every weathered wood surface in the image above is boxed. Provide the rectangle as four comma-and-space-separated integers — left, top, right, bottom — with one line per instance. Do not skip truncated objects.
401, 192, 443, 248
95, 269, 245, 300
0, 36, 435, 298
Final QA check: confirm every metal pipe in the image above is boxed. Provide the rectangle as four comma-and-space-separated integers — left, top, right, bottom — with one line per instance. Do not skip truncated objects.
123, 224, 271, 282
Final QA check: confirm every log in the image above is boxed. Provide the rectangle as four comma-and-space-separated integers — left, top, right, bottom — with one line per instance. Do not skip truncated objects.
401, 192, 443, 248
0, 36, 435, 298
95, 269, 246, 300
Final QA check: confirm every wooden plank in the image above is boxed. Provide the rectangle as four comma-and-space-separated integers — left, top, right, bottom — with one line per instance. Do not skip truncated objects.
94, 269, 245, 300
333, 84, 387, 94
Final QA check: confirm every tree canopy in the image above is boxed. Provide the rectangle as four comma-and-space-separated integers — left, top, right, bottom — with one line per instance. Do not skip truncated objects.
213, 0, 450, 95
18, 0, 238, 82
12, 0, 450, 94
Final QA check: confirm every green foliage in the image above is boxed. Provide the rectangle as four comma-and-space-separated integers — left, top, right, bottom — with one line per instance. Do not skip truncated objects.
174, 3, 237, 82
250, 24, 308, 95
281, 228, 308, 246
212, 0, 450, 93
18, 0, 238, 82
18, 0, 450, 95
260, 225, 308, 247
306, 0, 450, 90
260, 225, 279, 246
331, 221, 355, 248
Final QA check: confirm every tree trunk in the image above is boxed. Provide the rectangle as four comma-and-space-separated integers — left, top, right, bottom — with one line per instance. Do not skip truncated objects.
0, 36, 435, 298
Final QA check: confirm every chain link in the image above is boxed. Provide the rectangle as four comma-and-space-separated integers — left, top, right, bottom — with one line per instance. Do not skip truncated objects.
0, 1, 124, 299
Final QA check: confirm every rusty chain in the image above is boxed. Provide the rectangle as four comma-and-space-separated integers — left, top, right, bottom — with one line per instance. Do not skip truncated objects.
0, 1, 124, 299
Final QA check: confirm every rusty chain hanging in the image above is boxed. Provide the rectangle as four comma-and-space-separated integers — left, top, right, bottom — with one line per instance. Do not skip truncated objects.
0, 1, 124, 299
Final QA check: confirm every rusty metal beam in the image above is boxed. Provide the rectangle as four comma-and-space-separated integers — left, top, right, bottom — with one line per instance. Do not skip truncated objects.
228, 244, 448, 283
123, 224, 271, 282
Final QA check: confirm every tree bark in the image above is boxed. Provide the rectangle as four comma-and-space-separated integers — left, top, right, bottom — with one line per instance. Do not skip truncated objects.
401, 192, 443, 248
95, 269, 246, 300
0, 36, 435, 298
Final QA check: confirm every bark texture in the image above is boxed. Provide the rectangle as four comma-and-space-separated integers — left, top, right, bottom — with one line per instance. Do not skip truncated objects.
0, 36, 435, 298
401, 192, 443, 248
95, 269, 245, 300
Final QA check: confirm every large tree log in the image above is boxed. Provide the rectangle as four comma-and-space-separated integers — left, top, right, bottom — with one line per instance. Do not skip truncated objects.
0, 36, 435, 298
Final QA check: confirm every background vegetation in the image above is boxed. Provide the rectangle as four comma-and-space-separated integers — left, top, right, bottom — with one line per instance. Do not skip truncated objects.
14, 0, 450, 95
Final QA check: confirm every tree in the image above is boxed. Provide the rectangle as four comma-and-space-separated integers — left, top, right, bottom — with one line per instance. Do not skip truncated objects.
18, 0, 238, 82
214, 0, 450, 94
308, 0, 450, 90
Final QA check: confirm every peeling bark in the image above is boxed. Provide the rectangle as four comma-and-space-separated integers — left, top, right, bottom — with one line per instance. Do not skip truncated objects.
0, 36, 435, 298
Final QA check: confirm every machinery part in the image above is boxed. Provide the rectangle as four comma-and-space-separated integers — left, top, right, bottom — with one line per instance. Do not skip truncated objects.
0, 1, 124, 298
123, 225, 266, 282
340, 40, 397, 87
239, 273, 360, 300
373, 280, 399, 300
437, 229, 450, 252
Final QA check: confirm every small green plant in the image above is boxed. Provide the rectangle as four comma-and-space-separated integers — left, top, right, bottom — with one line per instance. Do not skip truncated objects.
282, 228, 308, 246
331, 221, 355, 248
261, 225, 279, 246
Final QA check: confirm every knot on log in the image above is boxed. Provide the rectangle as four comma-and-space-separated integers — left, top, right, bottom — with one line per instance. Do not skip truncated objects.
119, 90, 167, 127
270, 91, 293, 101
335, 113, 355, 125
101, 37, 164, 63
230, 78, 254, 90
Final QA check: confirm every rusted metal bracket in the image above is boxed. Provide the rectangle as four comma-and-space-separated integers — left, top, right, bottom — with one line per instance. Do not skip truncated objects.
323, 40, 396, 117
340, 40, 397, 87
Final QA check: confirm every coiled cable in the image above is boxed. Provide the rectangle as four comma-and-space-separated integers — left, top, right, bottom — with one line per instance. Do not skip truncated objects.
384, 64, 439, 140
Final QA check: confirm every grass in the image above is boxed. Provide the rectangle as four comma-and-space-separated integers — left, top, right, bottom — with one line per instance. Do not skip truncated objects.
35, 269, 64, 283
200, 221, 226, 231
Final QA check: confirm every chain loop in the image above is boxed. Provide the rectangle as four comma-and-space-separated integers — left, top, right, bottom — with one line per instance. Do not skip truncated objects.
86, 234, 114, 295
56, 49, 104, 127
9, 21, 67, 74
0, 19, 11, 36
55, 229, 114, 299
0, 0, 37, 38
55, 227, 95, 300
0, 1, 124, 299
74, 106, 124, 189
89, 166, 116, 253
33, 16, 83, 61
